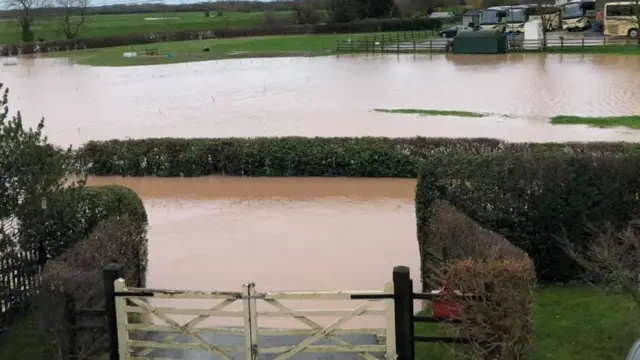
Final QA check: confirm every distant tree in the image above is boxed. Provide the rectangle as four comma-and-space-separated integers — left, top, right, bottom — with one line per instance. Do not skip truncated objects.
56, 0, 89, 39
4, 0, 50, 42
293, 0, 321, 23
331, 0, 358, 22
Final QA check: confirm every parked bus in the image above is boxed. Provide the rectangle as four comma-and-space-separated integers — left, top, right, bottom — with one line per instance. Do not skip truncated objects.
478, 8, 508, 31
525, 4, 562, 31
604, 2, 639, 38
561, 0, 596, 31
500, 5, 530, 33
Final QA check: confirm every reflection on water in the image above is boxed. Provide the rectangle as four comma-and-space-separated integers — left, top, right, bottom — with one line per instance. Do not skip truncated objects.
2, 54, 640, 146
87, 176, 419, 327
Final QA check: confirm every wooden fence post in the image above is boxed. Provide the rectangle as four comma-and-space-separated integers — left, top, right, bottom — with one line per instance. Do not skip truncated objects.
104, 263, 124, 360
65, 293, 78, 360
393, 266, 414, 360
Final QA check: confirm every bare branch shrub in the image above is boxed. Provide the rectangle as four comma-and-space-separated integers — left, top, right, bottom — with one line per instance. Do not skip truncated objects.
562, 222, 640, 307
422, 200, 529, 289
425, 200, 536, 360
442, 258, 536, 360
34, 215, 147, 359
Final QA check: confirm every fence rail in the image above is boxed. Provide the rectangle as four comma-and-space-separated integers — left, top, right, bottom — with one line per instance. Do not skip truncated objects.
337, 35, 640, 54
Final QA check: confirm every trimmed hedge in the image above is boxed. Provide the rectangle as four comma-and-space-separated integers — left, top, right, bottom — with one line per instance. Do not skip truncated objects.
77, 137, 640, 178
1, 18, 442, 55
20, 185, 148, 265
416, 152, 640, 283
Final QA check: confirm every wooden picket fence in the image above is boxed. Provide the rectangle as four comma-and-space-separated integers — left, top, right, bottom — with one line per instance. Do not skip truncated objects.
0, 250, 41, 330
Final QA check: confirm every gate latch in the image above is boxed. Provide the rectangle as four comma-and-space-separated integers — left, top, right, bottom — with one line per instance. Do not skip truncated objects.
240, 293, 266, 300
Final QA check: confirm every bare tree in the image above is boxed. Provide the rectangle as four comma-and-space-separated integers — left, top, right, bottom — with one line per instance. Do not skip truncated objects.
5, 0, 50, 42
562, 222, 640, 308
526, 1, 559, 48
293, 0, 318, 24
56, 0, 89, 40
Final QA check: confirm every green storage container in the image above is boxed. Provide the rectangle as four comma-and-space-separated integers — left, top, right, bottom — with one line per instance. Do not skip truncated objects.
452, 29, 507, 54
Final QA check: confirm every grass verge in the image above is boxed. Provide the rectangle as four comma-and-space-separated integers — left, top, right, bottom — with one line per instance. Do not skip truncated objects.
56, 32, 429, 66
551, 115, 640, 129
543, 44, 640, 55
415, 285, 640, 360
375, 108, 486, 117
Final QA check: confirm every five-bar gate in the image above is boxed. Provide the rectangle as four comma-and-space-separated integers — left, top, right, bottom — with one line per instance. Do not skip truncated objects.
104, 265, 478, 360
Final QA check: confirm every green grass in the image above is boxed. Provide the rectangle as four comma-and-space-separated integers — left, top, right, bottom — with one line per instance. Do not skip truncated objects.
0, 11, 295, 44
544, 45, 640, 55
375, 108, 487, 117
552, 115, 640, 129
55, 32, 421, 66
415, 286, 640, 360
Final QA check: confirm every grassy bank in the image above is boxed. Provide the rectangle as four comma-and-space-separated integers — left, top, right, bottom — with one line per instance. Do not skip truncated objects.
375, 108, 486, 117
0, 11, 293, 44
415, 286, 639, 360
58, 32, 432, 66
552, 115, 640, 129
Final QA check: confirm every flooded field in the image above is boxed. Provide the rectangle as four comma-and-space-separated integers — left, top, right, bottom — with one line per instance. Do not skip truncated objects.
87, 176, 418, 328
2, 53, 640, 146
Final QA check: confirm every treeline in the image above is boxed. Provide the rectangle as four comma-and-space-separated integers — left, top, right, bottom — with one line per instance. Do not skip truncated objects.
0, 1, 297, 19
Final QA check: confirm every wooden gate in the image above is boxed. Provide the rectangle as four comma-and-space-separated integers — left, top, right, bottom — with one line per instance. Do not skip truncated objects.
112, 279, 396, 360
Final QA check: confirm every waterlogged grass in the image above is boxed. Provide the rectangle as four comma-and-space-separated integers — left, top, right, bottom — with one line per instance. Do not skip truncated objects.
552, 115, 640, 129
56, 32, 411, 66
415, 286, 640, 360
375, 108, 487, 118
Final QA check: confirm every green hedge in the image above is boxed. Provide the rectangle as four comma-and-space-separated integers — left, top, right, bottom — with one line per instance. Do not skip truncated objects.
20, 185, 148, 264
77, 137, 640, 177
415, 152, 640, 283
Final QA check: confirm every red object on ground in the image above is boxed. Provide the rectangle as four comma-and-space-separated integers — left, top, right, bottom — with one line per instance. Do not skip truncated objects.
432, 286, 462, 320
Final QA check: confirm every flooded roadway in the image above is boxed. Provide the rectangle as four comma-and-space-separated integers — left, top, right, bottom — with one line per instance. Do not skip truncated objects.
2, 53, 640, 146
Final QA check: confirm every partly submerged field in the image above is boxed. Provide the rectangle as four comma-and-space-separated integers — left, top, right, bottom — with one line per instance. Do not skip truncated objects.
0, 11, 294, 44
55, 31, 436, 66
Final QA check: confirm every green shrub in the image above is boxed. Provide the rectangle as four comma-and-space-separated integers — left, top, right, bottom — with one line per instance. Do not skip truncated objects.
416, 152, 640, 283
20, 185, 148, 266
77, 137, 640, 178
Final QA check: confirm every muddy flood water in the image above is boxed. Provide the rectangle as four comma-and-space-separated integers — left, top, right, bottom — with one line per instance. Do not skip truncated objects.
2, 53, 640, 146
87, 176, 418, 328
6, 53, 640, 327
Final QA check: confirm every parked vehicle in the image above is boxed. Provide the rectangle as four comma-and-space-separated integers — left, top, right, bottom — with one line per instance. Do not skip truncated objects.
561, 0, 596, 31
439, 25, 474, 37
604, 2, 640, 38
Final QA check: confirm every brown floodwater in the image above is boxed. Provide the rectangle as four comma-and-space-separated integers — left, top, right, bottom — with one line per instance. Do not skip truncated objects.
87, 176, 419, 328
2, 54, 640, 147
